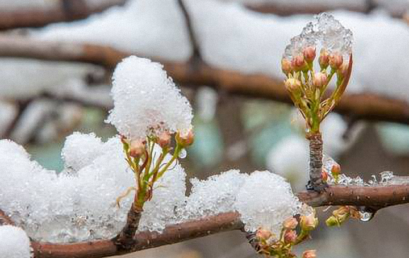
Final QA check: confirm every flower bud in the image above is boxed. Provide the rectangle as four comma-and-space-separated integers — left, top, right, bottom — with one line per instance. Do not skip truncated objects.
291, 54, 307, 71
337, 63, 349, 79
284, 78, 301, 93
325, 216, 339, 227
331, 164, 341, 176
281, 58, 293, 75
321, 170, 328, 182
319, 49, 329, 69
329, 53, 343, 70
300, 214, 318, 231
302, 250, 317, 258
284, 230, 297, 244
176, 129, 194, 147
283, 217, 298, 230
256, 228, 272, 240
303, 46, 316, 63
313, 72, 328, 88
129, 139, 146, 158
157, 131, 171, 148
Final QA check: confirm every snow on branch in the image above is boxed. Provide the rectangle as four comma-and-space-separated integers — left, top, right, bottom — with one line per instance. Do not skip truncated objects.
0, 35, 408, 125
27, 184, 409, 258
0, 0, 128, 30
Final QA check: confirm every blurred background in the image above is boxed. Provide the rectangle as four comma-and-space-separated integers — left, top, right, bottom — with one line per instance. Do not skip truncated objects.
1, 0, 409, 257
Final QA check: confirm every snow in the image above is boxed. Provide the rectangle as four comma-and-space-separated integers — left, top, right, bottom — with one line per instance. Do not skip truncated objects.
266, 136, 309, 192
235, 171, 303, 236
0, 58, 103, 100
0, 225, 31, 258
62, 132, 104, 172
180, 170, 247, 220
106, 56, 193, 140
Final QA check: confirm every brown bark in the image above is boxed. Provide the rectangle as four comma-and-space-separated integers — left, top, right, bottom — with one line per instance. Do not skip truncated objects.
245, 2, 404, 18
113, 206, 142, 251
0, 0, 128, 30
27, 184, 409, 258
0, 36, 408, 125
307, 133, 326, 191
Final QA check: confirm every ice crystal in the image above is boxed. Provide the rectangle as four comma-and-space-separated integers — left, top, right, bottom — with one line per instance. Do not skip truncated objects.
284, 13, 353, 60
106, 56, 193, 140
234, 171, 303, 236
0, 225, 31, 258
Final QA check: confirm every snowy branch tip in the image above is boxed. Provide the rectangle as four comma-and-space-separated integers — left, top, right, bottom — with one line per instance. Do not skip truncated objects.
106, 56, 193, 141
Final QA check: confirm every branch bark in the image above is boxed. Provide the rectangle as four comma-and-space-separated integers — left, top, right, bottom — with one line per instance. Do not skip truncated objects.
245, 2, 404, 18
0, 0, 128, 30
0, 36, 408, 125
29, 184, 409, 258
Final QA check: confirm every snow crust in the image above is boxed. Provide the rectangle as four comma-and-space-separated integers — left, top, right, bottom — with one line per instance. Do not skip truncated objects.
0, 225, 31, 258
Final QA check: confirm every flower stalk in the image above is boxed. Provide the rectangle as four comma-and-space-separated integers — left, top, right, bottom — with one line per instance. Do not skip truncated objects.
281, 49, 353, 191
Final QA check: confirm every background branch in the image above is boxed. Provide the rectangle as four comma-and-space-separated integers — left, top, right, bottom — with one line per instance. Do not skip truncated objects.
0, 0, 127, 31
28, 184, 409, 258
0, 36, 408, 125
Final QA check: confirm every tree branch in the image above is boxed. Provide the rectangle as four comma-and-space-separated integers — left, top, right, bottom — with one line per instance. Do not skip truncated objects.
0, 0, 128, 30
245, 2, 404, 18
28, 184, 409, 258
177, 0, 202, 65
0, 36, 408, 125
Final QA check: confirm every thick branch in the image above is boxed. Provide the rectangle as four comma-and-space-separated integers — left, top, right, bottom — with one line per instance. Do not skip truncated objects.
0, 36, 408, 125
30, 184, 409, 258
0, 0, 127, 30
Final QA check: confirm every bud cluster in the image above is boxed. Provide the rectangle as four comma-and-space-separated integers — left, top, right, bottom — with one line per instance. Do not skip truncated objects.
325, 206, 360, 227
281, 45, 352, 133
253, 213, 318, 257
117, 128, 194, 211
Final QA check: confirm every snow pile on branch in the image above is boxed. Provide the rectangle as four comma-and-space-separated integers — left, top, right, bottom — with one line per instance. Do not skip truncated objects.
0, 225, 31, 258
0, 135, 187, 242
235, 171, 303, 235
181, 170, 247, 220
106, 56, 193, 140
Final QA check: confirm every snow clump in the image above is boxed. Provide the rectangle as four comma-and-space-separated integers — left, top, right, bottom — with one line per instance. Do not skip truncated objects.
0, 225, 31, 258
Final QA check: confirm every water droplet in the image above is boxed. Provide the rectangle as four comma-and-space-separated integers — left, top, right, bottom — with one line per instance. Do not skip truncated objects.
178, 149, 187, 159
359, 207, 375, 222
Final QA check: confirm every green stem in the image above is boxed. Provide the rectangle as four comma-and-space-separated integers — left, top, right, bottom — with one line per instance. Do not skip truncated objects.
157, 144, 182, 179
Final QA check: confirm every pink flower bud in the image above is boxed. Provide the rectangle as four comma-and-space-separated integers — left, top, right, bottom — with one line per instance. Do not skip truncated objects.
300, 213, 318, 231
284, 230, 297, 244
291, 54, 307, 71
302, 250, 317, 258
256, 228, 272, 240
283, 217, 298, 229
319, 49, 329, 69
321, 170, 328, 182
157, 131, 171, 148
331, 164, 341, 176
337, 63, 349, 79
329, 53, 343, 70
284, 78, 301, 92
313, 72, 328, 88
303, 46, 316, 62
129, 139, 146, 158
281, 58, 293, 75
176, 129, 194, 147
